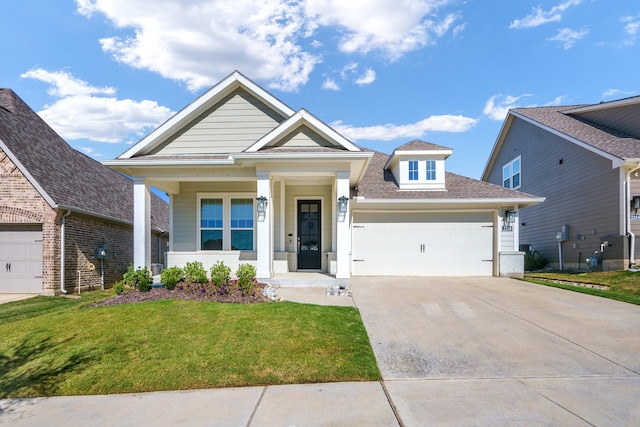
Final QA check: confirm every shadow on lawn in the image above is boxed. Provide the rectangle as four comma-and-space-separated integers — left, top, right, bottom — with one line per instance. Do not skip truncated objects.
0, 331, 97, 415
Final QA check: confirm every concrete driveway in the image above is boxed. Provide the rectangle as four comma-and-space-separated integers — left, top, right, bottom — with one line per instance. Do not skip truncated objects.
351, 276, 640, 426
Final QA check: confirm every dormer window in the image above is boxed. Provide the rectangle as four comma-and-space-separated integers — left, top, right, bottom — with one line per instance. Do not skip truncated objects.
426, 160, 436, 180
409, 160, 419, 180
384, 140, 453, 191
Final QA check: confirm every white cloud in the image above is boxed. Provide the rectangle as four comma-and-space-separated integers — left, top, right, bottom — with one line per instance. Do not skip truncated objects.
80, 146, 102, 157
548, 27, 588, 49
545, 96, 567, 106
509, 0, 581, 29
76, 1, 459, 91
306, 1, 460, 60
623, 14, 640, 35
603, 88, 637, 99
483, 94, 532, 121
21, 69, 174, 143
355, 69, 376, 86
332, 115, 478, 142
322, 78, 340, 91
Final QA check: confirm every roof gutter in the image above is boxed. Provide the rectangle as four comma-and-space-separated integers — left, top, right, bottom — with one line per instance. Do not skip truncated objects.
625, 163, 640, 267
60, 210, 71, 294
352, 196, 545, 207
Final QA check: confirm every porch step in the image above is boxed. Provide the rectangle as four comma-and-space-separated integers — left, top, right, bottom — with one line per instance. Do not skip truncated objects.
262, 273, 349, 288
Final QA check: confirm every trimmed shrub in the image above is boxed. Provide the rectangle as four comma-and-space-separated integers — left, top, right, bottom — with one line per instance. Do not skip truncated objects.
211, 261, 231, 289
236, 263, 256, 296
525, 251, 547, 272
161, 266, 184, 290
113, 281, 125, 295
122, 265, 153, 291
184, 261, 208, 284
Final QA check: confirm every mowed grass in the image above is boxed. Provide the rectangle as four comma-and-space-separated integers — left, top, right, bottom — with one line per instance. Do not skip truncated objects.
0, 293, 380, 398
523, 270, 640, 305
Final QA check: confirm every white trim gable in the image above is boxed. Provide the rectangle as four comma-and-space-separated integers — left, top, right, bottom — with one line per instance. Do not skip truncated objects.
118, 71, 296, 159
245, 109, 361, 152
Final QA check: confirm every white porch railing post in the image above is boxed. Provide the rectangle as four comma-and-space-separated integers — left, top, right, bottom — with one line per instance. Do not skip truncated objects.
133, 177, 151, 270
256, 172, 272, 279
336, 172, 350, 279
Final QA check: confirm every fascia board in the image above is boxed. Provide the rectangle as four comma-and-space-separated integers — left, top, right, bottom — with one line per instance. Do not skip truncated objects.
481, 113, 514, 181
0, 138, 57, 209
233, 152, 372, 161
102, 158, 236, 167
118, 71, 295, 159
562, 96, 640, 114
392, 149, 453, 157
353, 197, 545, 206
246, 109, 360, 152
510, 111, 625, 169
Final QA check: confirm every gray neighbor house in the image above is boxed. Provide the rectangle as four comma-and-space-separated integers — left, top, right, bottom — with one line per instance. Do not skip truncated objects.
483, 96, 640, 271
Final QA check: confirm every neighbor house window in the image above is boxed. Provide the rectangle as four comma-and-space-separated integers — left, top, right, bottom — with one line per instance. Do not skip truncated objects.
426, 160, 436, 180
230, 198, 254, 250
502, 157, 521, 189
201, 198, 223, 250
199, 195, 254, 250
409, 160, 419, 181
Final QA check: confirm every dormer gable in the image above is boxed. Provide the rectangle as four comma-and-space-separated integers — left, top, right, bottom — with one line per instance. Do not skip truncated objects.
384, 140, 452, 190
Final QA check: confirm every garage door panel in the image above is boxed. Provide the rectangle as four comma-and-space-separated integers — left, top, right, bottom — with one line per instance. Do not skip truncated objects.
352, 213, 494, 276
0, 225, 43, 293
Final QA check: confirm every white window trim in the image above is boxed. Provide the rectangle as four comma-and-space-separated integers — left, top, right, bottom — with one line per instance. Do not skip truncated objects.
197, 193, 256, 251
503, 156, 521, 190
408, 160, 419, 181
426, 160, 436, 181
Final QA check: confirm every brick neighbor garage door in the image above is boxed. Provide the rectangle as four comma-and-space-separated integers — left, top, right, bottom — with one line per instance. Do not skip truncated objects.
0, 225, 43, 293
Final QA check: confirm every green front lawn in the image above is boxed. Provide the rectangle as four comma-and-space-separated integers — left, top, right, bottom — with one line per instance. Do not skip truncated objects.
0, 293, 380, 398
523, 270, 640, 305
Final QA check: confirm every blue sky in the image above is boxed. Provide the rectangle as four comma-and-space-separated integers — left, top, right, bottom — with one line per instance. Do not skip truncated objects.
2, 0, 639, 180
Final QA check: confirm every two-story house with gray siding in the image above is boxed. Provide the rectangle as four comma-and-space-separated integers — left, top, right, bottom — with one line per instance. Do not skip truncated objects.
482, 96, 640, 271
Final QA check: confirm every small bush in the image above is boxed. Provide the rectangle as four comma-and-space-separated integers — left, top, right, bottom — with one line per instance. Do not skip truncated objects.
211, 261, 231, 289
161, 266, 184, 290
113, 281, 125, 295
525, 251, 548, 272
184, 261, 208, 283
122, 265, 153, 291
236, 263, 257, 296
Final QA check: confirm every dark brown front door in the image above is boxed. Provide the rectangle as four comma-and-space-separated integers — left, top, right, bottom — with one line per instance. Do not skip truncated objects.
297, 200, 321, 270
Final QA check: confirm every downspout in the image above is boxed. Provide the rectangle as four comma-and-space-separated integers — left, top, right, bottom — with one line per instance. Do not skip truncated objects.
626, 163, 640, 267
60, 210, 72, 294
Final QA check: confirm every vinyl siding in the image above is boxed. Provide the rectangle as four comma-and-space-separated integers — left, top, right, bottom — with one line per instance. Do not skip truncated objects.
150, 88, 286, 155
271, 125, 337, 148
486, 117, 621, 266
631, 176, 640, 236
172, 181, 257, 251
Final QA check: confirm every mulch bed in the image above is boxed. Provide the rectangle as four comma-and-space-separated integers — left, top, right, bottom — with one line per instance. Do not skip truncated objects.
88, 283, 273, 307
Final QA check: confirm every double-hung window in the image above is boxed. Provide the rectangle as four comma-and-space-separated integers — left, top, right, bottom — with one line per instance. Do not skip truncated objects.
502, 157, 521, 189
408, 160, 419, 181
426, 160, 436, 181
199, 196, 254, 250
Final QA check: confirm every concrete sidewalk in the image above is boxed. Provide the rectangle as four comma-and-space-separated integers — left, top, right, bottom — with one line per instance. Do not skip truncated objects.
0, 382, 399, 427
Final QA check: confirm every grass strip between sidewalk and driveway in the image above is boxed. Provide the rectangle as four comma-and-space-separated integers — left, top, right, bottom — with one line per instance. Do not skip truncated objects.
523, 270, 640, 305
0, 292, 380, 398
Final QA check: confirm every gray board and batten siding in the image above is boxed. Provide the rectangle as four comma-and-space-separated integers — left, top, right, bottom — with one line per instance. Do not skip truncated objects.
485, 115, 621, 263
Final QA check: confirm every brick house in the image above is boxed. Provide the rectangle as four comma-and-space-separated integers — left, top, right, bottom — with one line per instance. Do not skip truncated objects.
0, 89, 169, 295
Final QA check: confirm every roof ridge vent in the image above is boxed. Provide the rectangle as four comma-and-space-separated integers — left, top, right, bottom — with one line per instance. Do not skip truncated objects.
0, 89, 19, 114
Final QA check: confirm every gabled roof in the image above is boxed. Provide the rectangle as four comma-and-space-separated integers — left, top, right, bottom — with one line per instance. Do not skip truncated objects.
482, 97, 640, 179
245, 108, 360, 152
118, 70, 295, 159
0, 89, 168, 230
384, 139, 452, 170
359, 151, 543, 204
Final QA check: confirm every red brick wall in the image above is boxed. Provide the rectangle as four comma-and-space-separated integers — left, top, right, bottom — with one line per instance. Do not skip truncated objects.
1, 147, 169, 294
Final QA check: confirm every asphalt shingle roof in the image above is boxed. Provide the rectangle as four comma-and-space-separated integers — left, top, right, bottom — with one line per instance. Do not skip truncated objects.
0, 89, 168, 231
392, 139, 452, 152
358, 151, 541, 201
513, 106, 640, 160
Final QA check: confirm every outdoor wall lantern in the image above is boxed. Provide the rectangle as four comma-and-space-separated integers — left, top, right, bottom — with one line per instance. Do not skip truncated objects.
256, 196, 268, 214
338, 196, 349, 213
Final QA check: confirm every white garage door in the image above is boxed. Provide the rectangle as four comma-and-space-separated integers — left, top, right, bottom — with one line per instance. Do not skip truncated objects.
0, 225, 43, 293
352, 212, 494, 276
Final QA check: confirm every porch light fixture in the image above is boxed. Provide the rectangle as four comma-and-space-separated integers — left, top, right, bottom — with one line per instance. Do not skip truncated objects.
338, 196, 349, 213
256, 196, 268, 214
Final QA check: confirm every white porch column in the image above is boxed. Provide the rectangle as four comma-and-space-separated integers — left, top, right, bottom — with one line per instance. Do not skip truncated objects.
256, 172, 272, 279
133, 177, 151, 270
336, 172, 351, 279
